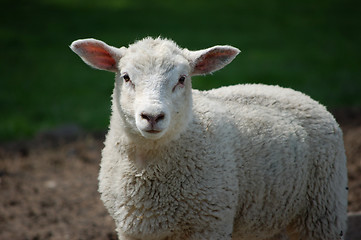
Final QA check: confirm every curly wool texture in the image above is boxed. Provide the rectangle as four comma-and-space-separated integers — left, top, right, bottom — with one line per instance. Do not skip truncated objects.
71, 37, 348, 240
100, 84, 347, 240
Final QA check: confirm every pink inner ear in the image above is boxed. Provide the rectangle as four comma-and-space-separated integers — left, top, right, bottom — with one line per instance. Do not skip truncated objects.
77, 43, 116, 71
195, 48, 237, 74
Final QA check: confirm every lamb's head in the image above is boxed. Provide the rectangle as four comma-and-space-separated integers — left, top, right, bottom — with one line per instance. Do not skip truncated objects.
70, 37, 239, 142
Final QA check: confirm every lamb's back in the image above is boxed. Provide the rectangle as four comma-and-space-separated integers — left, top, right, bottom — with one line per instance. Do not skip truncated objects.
191, 84, 346, 237
197, 83, 342, 146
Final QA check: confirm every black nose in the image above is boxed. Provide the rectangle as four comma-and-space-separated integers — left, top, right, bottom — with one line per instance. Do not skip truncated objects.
141, 112, 165, 125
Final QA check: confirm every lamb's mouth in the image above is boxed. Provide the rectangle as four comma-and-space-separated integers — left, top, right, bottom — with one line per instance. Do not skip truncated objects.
145, 129, 162, 134
141, 129, 165, 139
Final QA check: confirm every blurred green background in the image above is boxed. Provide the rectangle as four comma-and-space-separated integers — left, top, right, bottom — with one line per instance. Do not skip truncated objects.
1, 0, 360, 141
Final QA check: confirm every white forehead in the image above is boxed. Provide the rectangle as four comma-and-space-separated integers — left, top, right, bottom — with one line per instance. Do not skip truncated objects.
118, 37, 190, 75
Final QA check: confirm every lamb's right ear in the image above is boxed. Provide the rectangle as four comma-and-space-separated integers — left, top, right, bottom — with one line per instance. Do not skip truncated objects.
70, 39, 124, 72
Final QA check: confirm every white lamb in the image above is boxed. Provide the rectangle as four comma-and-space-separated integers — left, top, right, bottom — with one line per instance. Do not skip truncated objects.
70, 37, 348, 240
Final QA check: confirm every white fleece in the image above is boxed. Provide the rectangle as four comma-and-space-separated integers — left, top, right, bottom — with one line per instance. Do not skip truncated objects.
71, 37, 348, 240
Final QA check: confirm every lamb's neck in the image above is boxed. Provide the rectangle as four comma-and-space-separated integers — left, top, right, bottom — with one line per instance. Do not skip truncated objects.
133, 146, 165, 170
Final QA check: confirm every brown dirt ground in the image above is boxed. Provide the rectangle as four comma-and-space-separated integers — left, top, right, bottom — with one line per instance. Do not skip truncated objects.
0, 108, 360, 240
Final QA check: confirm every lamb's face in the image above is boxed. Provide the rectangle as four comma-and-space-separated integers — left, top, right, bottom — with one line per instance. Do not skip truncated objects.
116, 43, 192, 140
70, 37, 240, 142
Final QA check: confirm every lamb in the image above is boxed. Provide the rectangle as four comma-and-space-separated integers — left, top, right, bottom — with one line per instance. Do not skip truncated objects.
70, 37, 348, 240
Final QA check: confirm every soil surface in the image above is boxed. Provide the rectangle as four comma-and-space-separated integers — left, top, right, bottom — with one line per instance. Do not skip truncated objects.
0, 108, 360, 240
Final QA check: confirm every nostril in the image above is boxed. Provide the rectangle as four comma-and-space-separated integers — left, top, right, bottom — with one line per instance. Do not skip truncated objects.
155, 113, 165, 122
141, 113, 151, 121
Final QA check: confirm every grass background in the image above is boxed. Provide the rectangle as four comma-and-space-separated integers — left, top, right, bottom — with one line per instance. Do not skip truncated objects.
1, 0, 360, 141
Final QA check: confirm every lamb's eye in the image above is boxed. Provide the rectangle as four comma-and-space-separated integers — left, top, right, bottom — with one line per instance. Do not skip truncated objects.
172, 75, 187, 92
123, 74, 131, 82
178, 76, 186, 85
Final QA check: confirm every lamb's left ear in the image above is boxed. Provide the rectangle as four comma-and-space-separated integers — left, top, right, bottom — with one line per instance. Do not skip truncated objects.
186, 45, 240, 76
70, 38, 124, 72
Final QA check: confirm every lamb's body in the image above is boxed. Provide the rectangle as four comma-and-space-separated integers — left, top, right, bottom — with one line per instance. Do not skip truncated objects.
71, 37, 348, 240
100, 84, 347, 239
